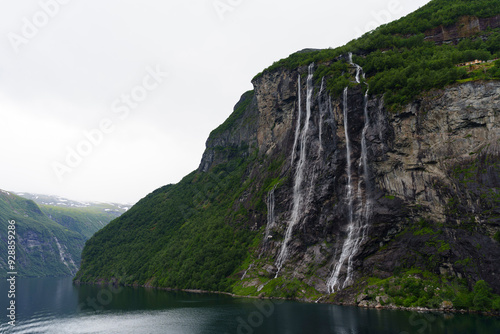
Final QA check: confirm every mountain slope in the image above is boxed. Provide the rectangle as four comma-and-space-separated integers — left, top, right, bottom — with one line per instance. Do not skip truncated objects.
76, 96, 261, 290
76, 0, 500, 311
17, 193, 128, 239
0, 190, 85, 277
0, 191, 127, 277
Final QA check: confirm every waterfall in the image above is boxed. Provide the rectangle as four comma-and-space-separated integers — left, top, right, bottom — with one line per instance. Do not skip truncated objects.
377, 101, 385, 143
348, 52, 363, 84
265, 185, 277, 240
360, 92, 372, 219
318, 78, 325, 156
327, 87, 355, 292
241, 263, 253, 281
291, 76, 302, 166
342, 87, 354, 233
327, 96, 336, 150
275, 63, 314, 276
327, 54, 372, 293
345, 92, 372, 288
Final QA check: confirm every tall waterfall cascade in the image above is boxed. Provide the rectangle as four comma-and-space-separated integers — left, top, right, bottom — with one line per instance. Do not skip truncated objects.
327, 54, 372, 293
269, 56, 373, 289
275, 63, 315, 276
318, 78, 325, 156
291, 76, 302, 166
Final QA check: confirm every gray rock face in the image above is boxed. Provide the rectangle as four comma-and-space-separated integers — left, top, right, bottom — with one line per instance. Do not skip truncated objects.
199, 90, 259, 173
424, 15, 500, 44
199, 64, 500, 297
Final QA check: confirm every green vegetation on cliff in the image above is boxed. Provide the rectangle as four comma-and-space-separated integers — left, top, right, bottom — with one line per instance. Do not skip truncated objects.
380, 0, 500, 34
76, 146, 261, 291
209, 90, 254, 138
41, 205, 121, 239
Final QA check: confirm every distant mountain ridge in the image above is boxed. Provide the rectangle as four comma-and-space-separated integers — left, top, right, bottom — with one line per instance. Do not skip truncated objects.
0, 190, 127, 277
15, 192, 129, 239
15, 192, 130, 210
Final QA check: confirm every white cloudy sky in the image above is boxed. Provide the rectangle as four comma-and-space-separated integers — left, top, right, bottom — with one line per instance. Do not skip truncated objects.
0, 0, 430, 204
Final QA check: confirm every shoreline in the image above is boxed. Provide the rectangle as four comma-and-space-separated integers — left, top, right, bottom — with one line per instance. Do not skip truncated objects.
73, 279, 500, 317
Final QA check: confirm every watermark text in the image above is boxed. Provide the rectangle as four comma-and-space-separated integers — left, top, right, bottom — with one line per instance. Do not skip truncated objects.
213, 0, 244, 21
52, 65, 168, 183
7, 0, 73, 53
354, 0, 402, 37
6, 220, 17, 326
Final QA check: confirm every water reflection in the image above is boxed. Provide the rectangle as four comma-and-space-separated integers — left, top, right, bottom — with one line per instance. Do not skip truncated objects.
0, 278, 498, 334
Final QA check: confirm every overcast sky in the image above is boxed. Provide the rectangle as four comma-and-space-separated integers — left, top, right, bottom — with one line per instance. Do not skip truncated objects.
0, 0, 430, 204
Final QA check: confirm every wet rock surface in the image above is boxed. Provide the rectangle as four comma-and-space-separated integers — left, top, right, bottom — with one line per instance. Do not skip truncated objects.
199, 64, 500, 298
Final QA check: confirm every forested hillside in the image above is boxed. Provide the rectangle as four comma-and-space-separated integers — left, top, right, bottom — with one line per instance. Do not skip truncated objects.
0, 191, 126, 277
0, 190, 85, 277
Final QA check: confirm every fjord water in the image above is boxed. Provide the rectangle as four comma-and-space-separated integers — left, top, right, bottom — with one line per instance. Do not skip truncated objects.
1, 278, 498, 334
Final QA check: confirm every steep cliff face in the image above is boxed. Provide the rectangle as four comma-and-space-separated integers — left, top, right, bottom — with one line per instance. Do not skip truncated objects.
199, 62, 500, 300
361, 81, 500, 295
199, 90, 259, 173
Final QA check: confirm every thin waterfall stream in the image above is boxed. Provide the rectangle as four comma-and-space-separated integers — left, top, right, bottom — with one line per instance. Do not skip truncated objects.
327, 54, 372, 292
270, 57, 372, 290
265, 185, 277, 240
275, 63, 314, 276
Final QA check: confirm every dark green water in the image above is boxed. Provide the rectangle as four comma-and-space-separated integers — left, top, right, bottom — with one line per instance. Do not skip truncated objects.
0, 278, 498, 333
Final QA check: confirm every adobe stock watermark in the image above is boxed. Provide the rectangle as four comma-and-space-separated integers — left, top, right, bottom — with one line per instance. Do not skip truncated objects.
7, 0, 73, 54
213, 0, 244, 21
77, 284, 122, 312
225, 298, 284, 334
6, 220, 17, 327
354, 0, 402, 38
77, 274, 134, 312
400, 311, 438, 334
52, 65, 168, 183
